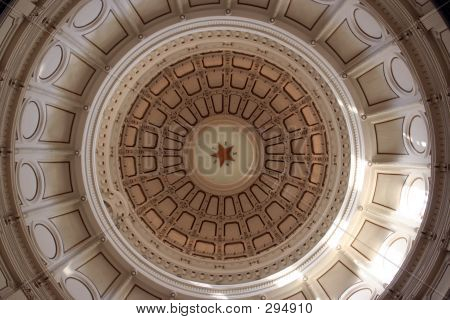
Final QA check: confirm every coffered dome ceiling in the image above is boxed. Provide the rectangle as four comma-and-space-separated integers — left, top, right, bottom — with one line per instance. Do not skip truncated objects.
0, 0, 449, 300
110, 44, 350, 283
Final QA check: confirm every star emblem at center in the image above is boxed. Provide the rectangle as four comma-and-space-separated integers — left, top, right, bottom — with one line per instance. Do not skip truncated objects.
211, 143, 235, 167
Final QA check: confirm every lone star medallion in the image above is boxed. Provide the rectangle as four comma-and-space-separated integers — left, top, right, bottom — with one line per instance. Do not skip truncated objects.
211, 143, 235, 167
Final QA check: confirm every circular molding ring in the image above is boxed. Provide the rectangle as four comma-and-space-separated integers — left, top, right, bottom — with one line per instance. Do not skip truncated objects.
82, 17, 364, 298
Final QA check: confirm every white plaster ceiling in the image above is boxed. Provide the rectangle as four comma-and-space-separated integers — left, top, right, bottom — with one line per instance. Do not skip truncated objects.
0, 0, 447, 300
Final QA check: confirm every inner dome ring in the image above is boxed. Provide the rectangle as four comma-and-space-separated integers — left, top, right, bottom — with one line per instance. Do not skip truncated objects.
184, 115, 263, 196
84, 18, 362, 296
